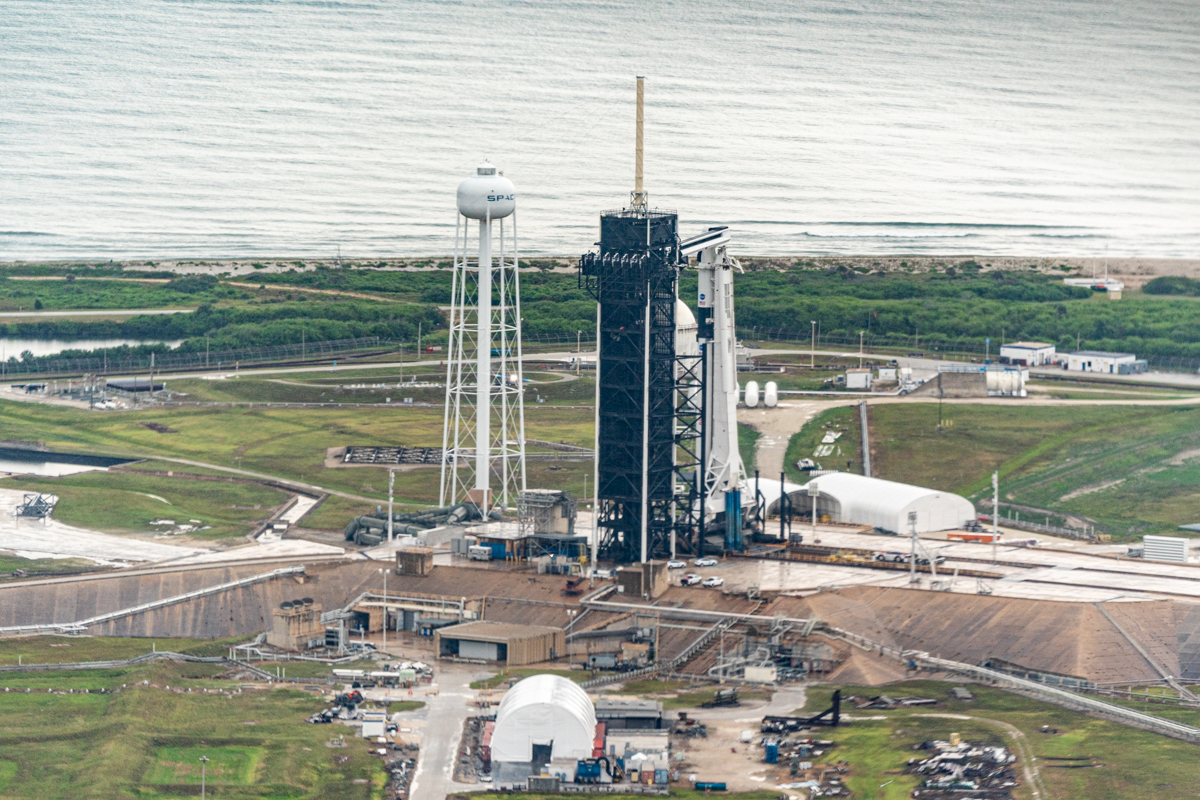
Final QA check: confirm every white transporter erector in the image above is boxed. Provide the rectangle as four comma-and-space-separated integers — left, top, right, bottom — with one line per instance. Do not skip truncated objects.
440, 163, 527, 513
681, 225, 750, 550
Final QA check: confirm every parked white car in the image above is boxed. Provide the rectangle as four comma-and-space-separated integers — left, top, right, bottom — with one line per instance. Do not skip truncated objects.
702, 576, 725, 588
667, 560, 686, 569
681, 573, 702, 586
694, 557, 718, 567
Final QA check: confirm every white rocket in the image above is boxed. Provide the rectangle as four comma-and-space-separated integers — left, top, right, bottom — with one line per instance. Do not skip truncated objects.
681, 226, 748, 549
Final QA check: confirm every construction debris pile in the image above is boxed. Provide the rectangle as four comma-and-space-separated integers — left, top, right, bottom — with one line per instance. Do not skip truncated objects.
343, 502, 498, 546
385, 755, 417, 799
907, 735, 1018, 799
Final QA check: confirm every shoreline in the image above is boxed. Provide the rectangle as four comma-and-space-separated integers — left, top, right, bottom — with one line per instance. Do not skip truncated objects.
2, 255, 1197, 286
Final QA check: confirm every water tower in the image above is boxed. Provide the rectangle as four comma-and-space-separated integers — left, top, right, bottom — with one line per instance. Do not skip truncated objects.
439, 162, 527, 513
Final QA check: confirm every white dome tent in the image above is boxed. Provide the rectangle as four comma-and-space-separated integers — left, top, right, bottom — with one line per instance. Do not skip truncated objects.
491, 673, 597, 764
802, 473, 975, 534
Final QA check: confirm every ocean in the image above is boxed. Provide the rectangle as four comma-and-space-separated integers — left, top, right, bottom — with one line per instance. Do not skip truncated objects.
1, 0, 1198, 260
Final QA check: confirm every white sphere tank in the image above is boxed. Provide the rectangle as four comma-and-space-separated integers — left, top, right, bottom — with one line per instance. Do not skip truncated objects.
744, 380, 760, 408
457, 162, 516, 220
764, 381, 778, 407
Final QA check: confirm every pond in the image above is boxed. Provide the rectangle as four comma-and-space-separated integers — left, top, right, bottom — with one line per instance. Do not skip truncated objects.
0, 338, 183, 360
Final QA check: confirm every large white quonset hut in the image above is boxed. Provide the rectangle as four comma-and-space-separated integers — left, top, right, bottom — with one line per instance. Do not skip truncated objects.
491, 674, 597, 764
803, 473, 975, 534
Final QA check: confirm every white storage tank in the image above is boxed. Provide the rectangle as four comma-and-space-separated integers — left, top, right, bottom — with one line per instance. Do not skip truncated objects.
763, 381, 778, 408
743, 380, 759, 408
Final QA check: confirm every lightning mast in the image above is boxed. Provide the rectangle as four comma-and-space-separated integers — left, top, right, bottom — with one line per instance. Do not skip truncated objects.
440, 163, 527, 514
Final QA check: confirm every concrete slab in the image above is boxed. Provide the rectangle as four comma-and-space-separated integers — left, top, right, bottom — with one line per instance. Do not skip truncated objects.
0, 487, 206, 565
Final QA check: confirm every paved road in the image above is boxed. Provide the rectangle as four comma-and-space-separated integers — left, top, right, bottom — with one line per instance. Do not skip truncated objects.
409, 668, 489, 800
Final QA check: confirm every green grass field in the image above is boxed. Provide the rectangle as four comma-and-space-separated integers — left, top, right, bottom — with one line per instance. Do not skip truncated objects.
870, 403, 1200, 540
143, 745, 263, 784
0, 636, 389, 799
783, 404, 863, 484
2, 470, 291, 540
0, 635, 243, 666
0, 679, 385, 799
0, 399, 593, 508
794, 681, 1200, 800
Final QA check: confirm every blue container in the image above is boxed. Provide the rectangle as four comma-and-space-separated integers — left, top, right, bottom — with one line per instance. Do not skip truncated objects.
696, 782, 727, 791
765, 742, 779, 764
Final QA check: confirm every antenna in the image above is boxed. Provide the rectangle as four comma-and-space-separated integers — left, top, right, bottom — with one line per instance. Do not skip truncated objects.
630, 76, 648, 211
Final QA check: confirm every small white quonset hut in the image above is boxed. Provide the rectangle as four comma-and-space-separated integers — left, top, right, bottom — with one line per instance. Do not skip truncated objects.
491, 673, 597, 764
803, 473, 975, 534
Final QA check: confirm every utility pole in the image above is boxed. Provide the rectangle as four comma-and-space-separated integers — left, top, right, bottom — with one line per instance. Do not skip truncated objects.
909, 511, 919, 584
379, 568, 391, 653
985, 338, 990, 364
992, 471, 999, 563
808, 482, 819, 544
200, 756, 209, 800
577, 330, 582, 375
205, 335, 209, 370
810, 320, 816, 369
858, 331, 864, 368
417, 321, 422, 359
387, 468, 395, 541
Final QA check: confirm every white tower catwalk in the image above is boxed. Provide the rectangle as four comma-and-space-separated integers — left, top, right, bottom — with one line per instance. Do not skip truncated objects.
681, 226, 747, 550
440, 162, 526, 513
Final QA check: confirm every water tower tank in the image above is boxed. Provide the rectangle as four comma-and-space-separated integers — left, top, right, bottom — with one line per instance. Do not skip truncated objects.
744, 381, 759, 408
457, 162, 516, 220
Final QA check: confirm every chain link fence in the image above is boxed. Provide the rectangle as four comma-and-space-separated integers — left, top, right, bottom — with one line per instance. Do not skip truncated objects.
741, 325, 1200, 374
0, 331, 598, 380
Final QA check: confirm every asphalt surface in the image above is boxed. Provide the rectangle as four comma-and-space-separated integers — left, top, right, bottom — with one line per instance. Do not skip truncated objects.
409, 667, 490, 800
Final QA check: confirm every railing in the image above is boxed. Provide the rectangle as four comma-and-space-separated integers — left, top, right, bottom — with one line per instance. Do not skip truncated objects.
0, 565, 306, 635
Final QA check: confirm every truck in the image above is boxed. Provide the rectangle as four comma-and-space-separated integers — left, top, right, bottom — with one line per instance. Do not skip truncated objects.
468, 545, 493, 561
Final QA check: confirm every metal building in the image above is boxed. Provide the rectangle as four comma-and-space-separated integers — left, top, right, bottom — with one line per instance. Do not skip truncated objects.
434, 620, 565, 665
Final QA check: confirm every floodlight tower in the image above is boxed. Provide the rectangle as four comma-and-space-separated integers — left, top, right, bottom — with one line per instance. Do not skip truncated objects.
681, 225, 747, 551
440, 162, 527, 513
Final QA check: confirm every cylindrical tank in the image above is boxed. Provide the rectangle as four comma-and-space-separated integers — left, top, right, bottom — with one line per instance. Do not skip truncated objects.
456, 162, 515, 220
744, 380, 759, 408
764, 381, 778, 407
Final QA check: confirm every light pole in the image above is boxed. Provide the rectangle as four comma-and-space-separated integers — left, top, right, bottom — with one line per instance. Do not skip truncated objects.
387, 468, 395, 542
199, 755, 209, 800
379, 568, 391, 653
908, 511, 919, 584
810, 320, 816, 369
858, 331, 864, 368
808, 481, 819, 543
992, 471, 999, 564
576, 330, 582, 375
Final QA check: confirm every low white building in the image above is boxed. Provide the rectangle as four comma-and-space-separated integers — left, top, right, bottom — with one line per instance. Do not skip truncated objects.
999, 341, 1056, 366
491, 674, 597, 765
845, 368, 873, 389
1065, 351, 1147, 375
800, 473, 976, 534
